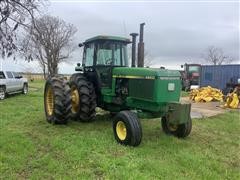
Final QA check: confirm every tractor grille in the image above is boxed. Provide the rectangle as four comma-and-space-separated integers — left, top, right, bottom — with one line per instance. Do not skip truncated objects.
129, 79, 154, 100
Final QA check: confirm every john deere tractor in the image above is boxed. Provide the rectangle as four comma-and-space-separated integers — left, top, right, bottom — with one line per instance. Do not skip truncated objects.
44, 24, 192, 146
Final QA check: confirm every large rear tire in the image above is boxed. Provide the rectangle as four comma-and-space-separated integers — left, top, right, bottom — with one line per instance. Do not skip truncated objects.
69, 74, 96, 122
161, 116, 192, 138
44, 77, 72, 124
113, 111, 142, 146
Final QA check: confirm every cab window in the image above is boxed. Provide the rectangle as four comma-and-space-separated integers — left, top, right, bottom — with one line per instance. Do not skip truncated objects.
12, 72, 20, 78
83, 43, 95, 66
120, 45, 128, 66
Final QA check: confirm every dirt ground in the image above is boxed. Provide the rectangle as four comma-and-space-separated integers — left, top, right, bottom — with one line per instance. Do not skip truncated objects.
180, 97, 239, 119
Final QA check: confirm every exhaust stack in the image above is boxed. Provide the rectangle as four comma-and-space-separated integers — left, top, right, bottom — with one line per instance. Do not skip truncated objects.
130, 33, 138, 67
137, 23, 145, 67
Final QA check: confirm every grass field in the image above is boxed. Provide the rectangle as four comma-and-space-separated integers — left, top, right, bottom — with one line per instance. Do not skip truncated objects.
0, 80, 239, 179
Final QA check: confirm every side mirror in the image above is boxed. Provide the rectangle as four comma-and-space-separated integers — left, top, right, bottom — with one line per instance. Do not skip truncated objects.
78, 43, 83, 47
181, 65, 183, 68
75, 63, 83, 71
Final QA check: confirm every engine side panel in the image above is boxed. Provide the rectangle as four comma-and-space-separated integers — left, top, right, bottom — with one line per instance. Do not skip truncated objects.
100, 67, 182, 113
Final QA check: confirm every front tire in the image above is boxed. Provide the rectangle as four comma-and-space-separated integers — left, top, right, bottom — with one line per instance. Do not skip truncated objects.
113, 111, 142, 146
69, 74, 96, 122
161, 116, 192, 138
22, 83, 28, 94
44, 77, 72, 124
0, 87, 6, 100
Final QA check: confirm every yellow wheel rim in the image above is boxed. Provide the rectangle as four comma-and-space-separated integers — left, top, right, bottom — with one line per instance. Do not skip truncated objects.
116, 121, 127, 140
46, 86, 54, 116
168, 123, 178, 131
71, 85, 80, 113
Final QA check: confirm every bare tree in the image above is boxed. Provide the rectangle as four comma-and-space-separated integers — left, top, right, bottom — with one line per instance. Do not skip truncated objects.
203, 46, 233, 65
0, 0, 45, 58
21, 15, 77, 78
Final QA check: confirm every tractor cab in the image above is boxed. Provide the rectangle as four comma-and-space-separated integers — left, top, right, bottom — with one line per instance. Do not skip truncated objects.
78, 36, 131, 89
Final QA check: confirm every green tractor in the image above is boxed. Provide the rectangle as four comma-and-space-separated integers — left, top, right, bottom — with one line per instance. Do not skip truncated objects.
44, 25, 192, 146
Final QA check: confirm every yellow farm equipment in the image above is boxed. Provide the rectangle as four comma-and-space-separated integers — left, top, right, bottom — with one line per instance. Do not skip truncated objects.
190, 86, 239, 109
224, 87, 240, 109
190, 86, 223, 102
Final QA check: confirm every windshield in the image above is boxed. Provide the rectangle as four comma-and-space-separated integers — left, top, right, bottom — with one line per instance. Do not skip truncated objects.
189, 66, 200, 72
83, 41, 128, 67
96, 42, 128, 66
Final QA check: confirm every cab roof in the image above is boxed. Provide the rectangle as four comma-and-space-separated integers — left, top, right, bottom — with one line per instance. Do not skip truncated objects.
84, 35, 131, 44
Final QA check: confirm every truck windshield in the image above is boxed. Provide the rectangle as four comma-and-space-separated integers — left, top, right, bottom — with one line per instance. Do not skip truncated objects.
189, 66, 200, 73
96, 42, 128, 66
0, 71, 5, 79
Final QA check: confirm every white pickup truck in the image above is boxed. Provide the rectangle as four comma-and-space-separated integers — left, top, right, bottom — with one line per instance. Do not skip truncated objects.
0, 71, 28, 100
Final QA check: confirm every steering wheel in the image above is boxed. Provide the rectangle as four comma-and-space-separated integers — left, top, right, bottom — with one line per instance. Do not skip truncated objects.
106, 59, 113, 65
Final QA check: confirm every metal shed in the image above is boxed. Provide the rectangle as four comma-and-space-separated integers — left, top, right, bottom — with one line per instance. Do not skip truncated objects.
200, 64, 240, 90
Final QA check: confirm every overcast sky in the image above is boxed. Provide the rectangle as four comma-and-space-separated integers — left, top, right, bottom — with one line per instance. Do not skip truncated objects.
2, 0, 239, 73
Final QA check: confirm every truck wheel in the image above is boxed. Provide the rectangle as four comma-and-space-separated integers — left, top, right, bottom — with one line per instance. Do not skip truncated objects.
22, 83, 28, 94
44, 77, 72, 124
113, 111, 142, 146
161, 116, 192, 138
69, 74, 96, 122
0, 87, 6, 100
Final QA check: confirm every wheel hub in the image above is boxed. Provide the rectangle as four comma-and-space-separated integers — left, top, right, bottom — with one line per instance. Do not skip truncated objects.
0, 91, 5, 99
71, 85, 80, 113
46, 86, 54, 116
116, 121, 127, 140
24, 85, 27, 94
168, 123, 178, 131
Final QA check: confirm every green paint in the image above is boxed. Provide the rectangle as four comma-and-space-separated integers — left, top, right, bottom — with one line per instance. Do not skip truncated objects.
99, 66, 190, 124
112, 67, 181, 78
167, 103, 191, 124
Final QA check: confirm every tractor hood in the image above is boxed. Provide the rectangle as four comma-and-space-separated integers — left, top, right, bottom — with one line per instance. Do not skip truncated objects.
112, 67, 181, 79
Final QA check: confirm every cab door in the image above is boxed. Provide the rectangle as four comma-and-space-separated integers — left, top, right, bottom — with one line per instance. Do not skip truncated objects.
5, 71, 15, 92
12, 72, 22, 91
94, 42, 126, 88
94, 66, 112, 88
94, 42, 113, 88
